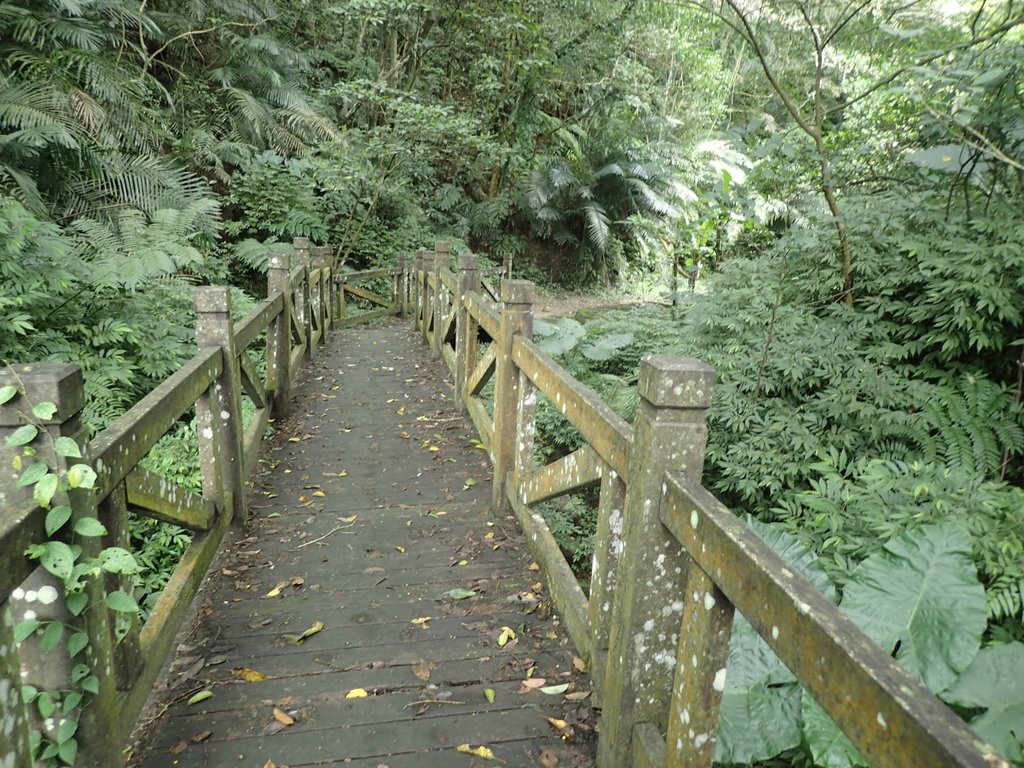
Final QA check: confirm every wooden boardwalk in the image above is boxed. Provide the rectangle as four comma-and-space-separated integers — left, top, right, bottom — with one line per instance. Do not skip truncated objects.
130, 319, 596, 768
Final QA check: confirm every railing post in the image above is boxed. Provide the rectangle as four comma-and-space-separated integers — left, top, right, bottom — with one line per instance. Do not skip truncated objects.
431, 242, 449, 357
454, 254, 480, 410
420, 250, 436, 348
313, 245, 331, 336
0, 364, 122, 768
598, 355, 716, 768
0, 603, 34, 766
397, 253, 409, 318
413, 252, 423, 328
266, 253, 293, 417
503, 252, 513, 280
491, 279, 534, 514
193, 287, 247, 524
294, 238, 314, 361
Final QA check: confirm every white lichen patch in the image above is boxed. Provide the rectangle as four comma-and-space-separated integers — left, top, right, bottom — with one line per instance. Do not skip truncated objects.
712, 667, 727, 692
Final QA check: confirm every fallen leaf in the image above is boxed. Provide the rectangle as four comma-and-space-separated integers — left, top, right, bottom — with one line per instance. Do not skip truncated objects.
497, 626, 516, 647
346, 688, 369, 699
410, 617, 432, 627
312, 490, 326, 498
456, 744, 495, 760
412, 661, 431, 682
272, 708, 294, 726
232, 667, 268, 682
338, 470, 348, 477
463, 478, 476, 489
564, 691, 592, 702
484, 531, 495, 540
338, 514, 358, 523
529, 562, 540, 571
532, 582, 544, 592
540, 683, 570, 695
539, 749, 560, 768
483, 688, 496, 703
545, 716, 570, 731
395, 545, 406, 553
572, 656, 586, 672
262, 580, 290, 598
191, 731, 212, 743
518, 678, 547, 693
263, 762, 278, 768
429, 445, 440, 452
283, 621, 325, 644
169, 741, 187, 754
444, 588, 476, 600
288, 437, 301, 443
187, 690, 213, 706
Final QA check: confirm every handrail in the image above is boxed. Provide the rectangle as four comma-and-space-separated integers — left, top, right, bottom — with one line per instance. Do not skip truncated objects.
0, 236, 338, 768
405, 249, 1010, 768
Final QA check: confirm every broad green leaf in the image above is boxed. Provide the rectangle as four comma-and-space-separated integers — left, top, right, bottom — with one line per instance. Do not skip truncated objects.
67, 632, 89, 658
66, 463, 97, 489
45, 506, 73, 536
801, 690, 867, 768
53, 437, 82, 458
104, 590, 139, 613
70, 663, 90, 683
57, 738, 78, 765
40, 541, 75, 580
74, 517, 108, 537
21, 684, 38, 703
839, 522, 986, 693
80, 675, 99, 694
5, 424, 37, 447
580, 332, 634, 361
62, 691, 83, 712
0, 384, 17, 404
98, 547, 141, 574
56, 717, 77, 744
716, 680, 803, 764
39, 621, 64, 653
535, 317, 585, 356
444, 588, 476, 600
66, 592, 88, 616
37, 692, 56, 719
32, 402, 57, 420
942, 642, 1024, 762
14, 619, 39, 643
17, 461, 49, 487
188, 690, 213, 705
33, 472, 59, 507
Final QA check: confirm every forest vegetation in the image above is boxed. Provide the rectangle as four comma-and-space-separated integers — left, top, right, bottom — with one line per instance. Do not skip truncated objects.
2, 0, 1023, 766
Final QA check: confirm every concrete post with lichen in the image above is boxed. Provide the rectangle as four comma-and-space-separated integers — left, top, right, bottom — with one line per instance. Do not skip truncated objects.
431, 242, 449, 357
313, 245, 331, 334
491, 280, 534, 514
397, 253, 409, 318
193, 287, 246, 525
266, 254, 293, 418
294, 238, 314, 361
420, 250, 436, 348
0, 364, 123, 767
598, 355, 716, 768
454, 254, 480, 410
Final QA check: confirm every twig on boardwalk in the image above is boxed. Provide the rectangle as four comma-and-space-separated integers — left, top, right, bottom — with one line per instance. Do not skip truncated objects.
403, 698, 466, 711
295, 524, 354, 549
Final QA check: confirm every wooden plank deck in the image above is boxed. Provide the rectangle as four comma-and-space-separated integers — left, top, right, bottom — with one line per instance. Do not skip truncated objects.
129, 319, 596, 768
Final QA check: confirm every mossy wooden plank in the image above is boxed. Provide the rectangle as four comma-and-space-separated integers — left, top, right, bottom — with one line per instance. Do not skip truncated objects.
466, 344, 496, 396
126, 466, 214, 530
508, 478, 592, 662
90, 347, 221, 500
466, 396, 493, 448
335, 307, 401, 327
661, 474, 997, 768
339, 267, 396, 282
634, 722, 667, 768
344, 283, 393, 308
465, 291, 500, 338
513, 335, 632, 477
521, 444, 601, 505
234, 294, 283, 351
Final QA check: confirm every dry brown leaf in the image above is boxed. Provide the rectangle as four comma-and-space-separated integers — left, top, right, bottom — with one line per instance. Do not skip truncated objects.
572, 656, 586, 672
263, 762, 278, 768
517, 677, 547, 693
191, 731, 212, 743
529, 561, 540, 571
564, 691, 592, 702
272, 708, 295, 726
412, 661, 432, 682
168, 741, 187, 754
539, 749, 560, 768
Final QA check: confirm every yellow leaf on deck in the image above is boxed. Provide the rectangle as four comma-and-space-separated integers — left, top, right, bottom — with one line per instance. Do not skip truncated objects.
338, 515, 357, 523
346, 688, 369, 699
456, 744, 495, 760
483, 688, 496, 703
429, 445, 440, 452
573, 656, 586, 672
410, 617, 432, 627
272, 708, 294, 725
395, 545, 406, 553
312, 490, 326, 497
232, 667, 268, 682
262, 580, 289, 598
338, 470, 348, 477
529, 562, 540, 571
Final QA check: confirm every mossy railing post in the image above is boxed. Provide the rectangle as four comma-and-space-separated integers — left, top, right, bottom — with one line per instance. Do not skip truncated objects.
598, 356, 717, 768
413, 252, 423, 329
503, 253, 513, 280
313, 245, 330, 336
193, 287, 246, 524
0, 364, 123, 768
491, 280, 534, 514
397, 253, 409, 318
294, 237, 314, 361
266, 253, 293, 418
0, 603, 33, 767
431, 241, 449, 358
420, 250, 436, 349
454, 254, 480, 410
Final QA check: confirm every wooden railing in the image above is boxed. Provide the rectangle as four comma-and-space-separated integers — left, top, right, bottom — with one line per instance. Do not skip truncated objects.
411, 244, 1009, 768
0, 237, 336, 767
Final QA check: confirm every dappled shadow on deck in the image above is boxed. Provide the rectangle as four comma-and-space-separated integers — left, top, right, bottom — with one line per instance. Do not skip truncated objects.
129, 319, 596, 768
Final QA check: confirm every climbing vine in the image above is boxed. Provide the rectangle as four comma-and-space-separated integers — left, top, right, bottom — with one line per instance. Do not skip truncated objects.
1, 381, 142, 767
